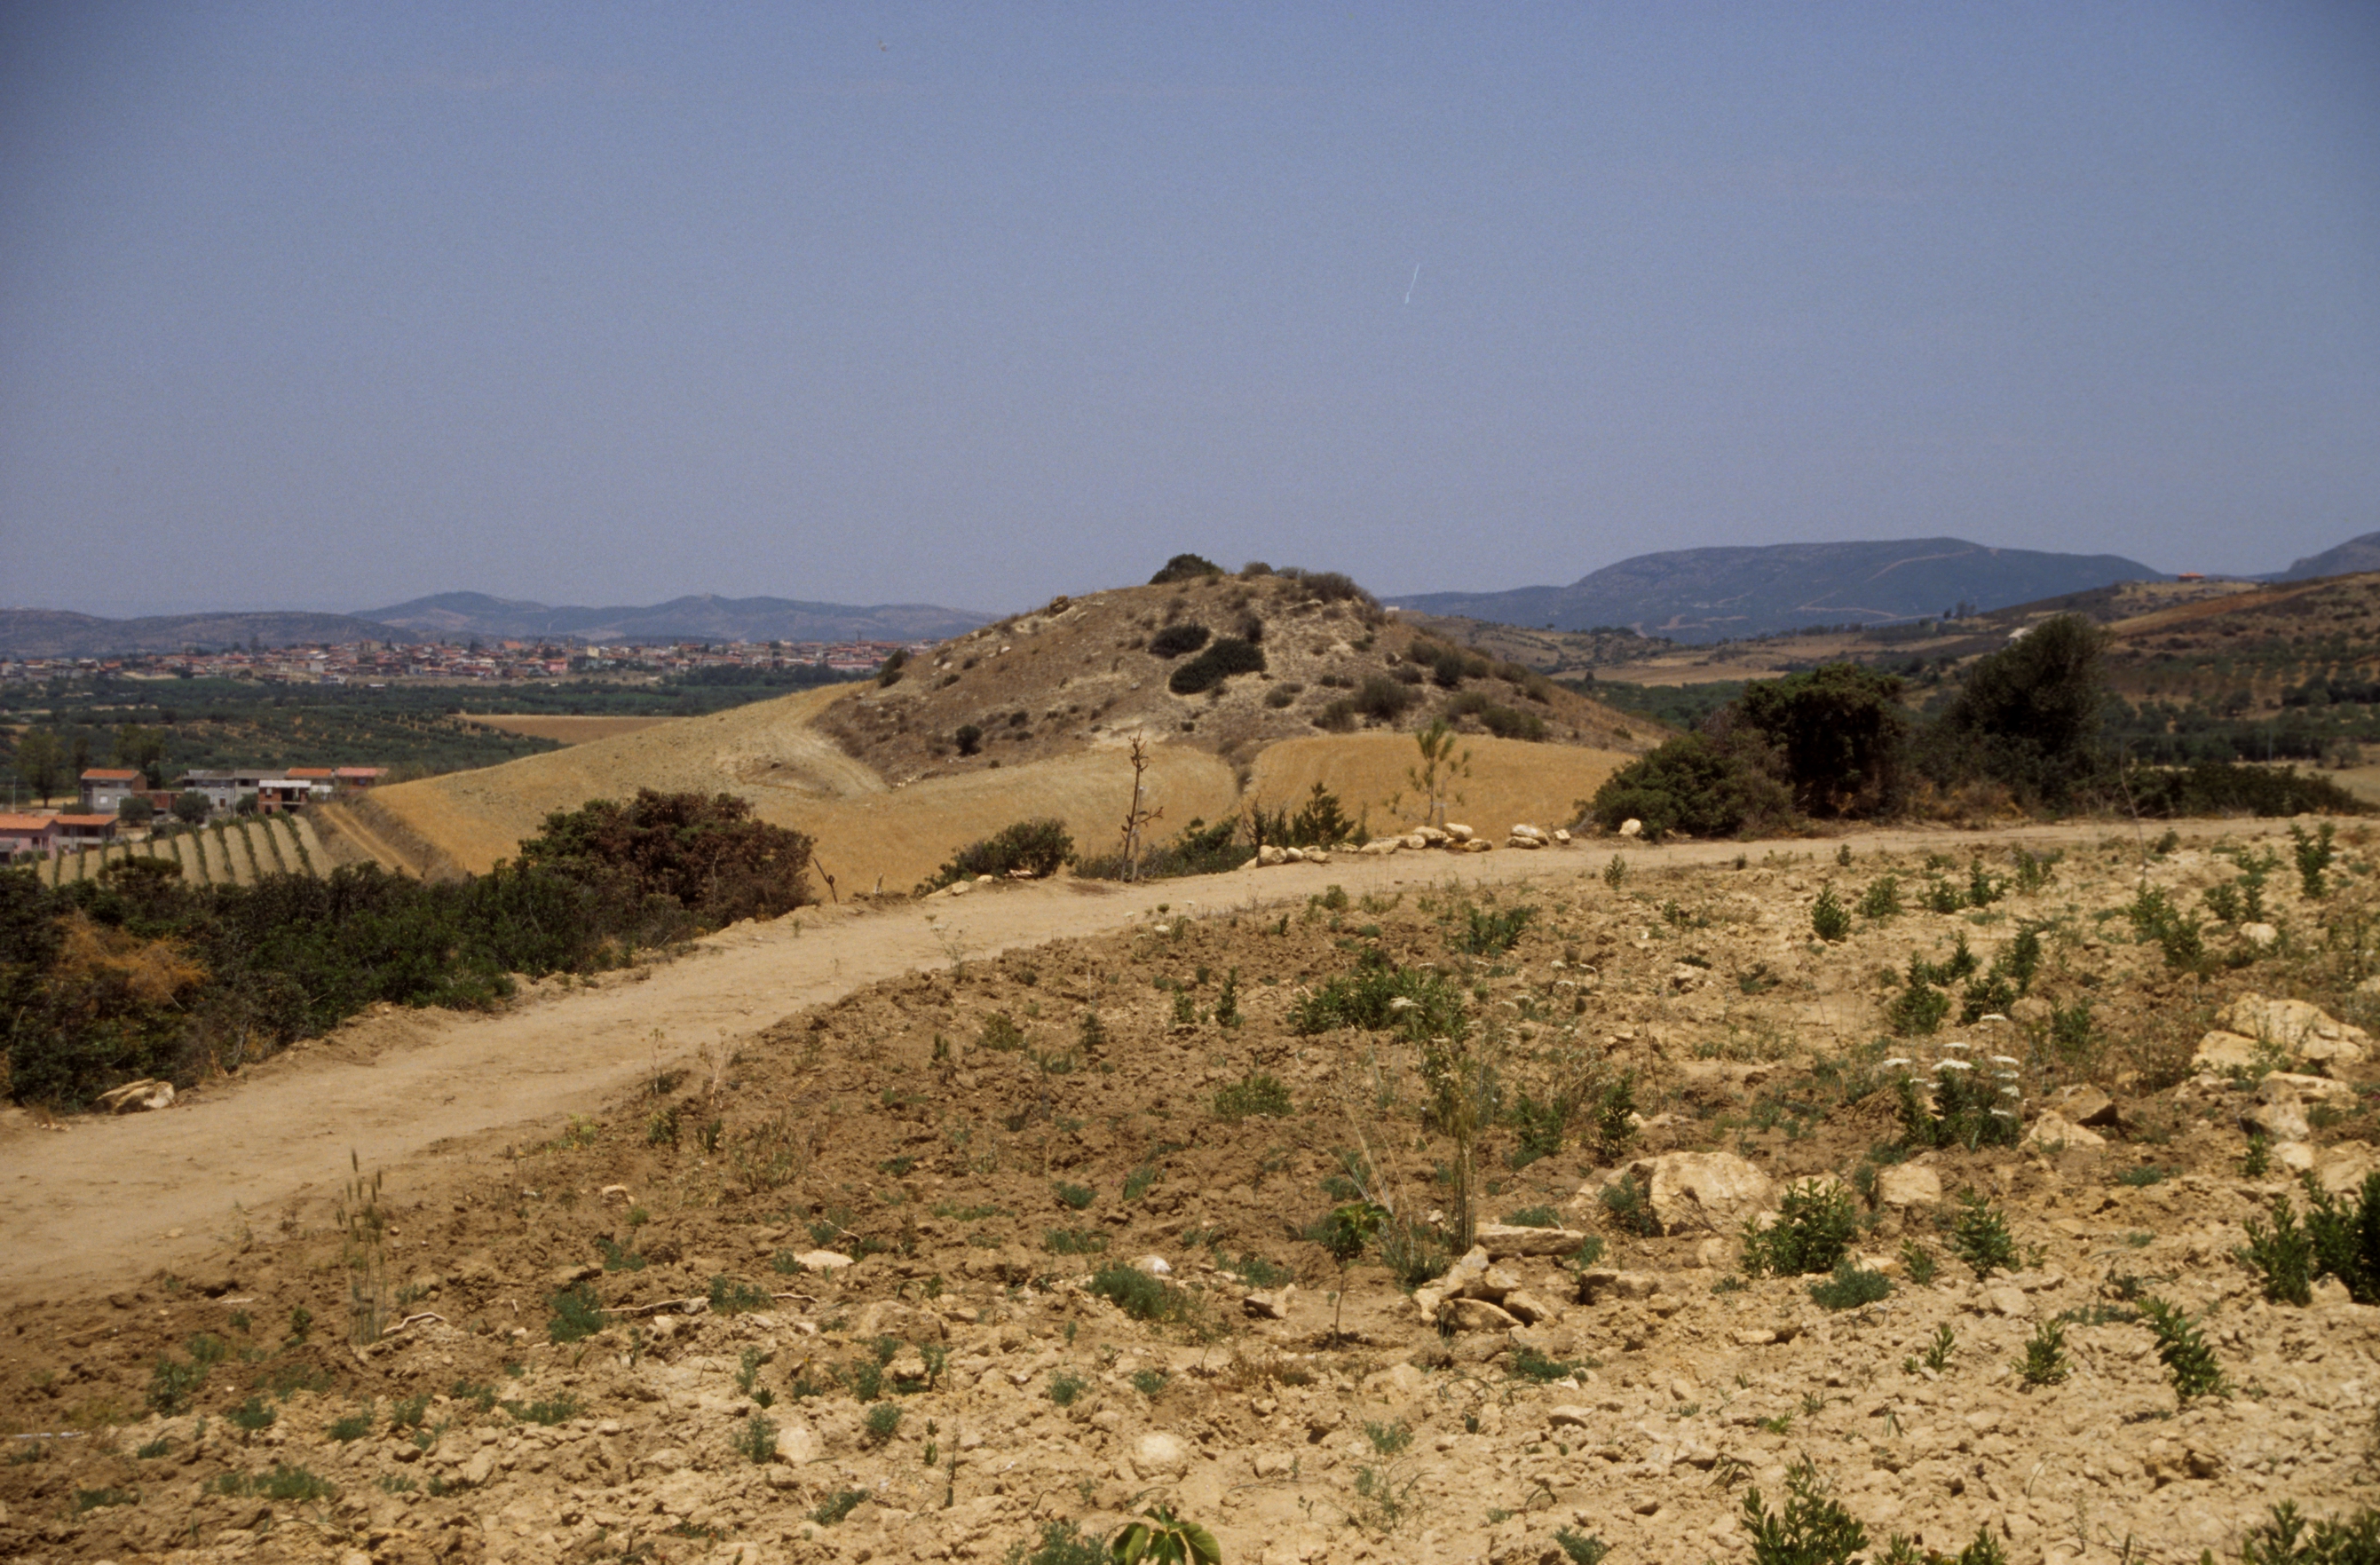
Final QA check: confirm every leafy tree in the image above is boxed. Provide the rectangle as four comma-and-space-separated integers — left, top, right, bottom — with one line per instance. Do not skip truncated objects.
111, 724, 170, 788
117, 794, 156, 826
13, 730, 66, 802
171, 792, 212, 826
512, 789, 817, 924
1929, 614, 2107, 805
1735, 664, 1910, 818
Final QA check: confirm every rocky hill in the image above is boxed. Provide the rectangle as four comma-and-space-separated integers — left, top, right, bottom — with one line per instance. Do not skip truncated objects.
2277, 530, 2380, 582
815, 569, 1643, 786
1388, 538, 2169, 643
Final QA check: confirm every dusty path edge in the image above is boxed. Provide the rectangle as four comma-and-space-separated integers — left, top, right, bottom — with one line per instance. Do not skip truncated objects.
0, 817, 2292, 1306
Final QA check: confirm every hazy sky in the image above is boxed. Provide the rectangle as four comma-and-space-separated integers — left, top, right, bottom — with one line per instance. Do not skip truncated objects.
4, 4, 2376, 619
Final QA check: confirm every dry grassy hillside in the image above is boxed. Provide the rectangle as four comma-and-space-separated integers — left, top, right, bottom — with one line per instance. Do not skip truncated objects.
333, 571, 1653, 895
355, 684, 1244, 893
815, 570, 1645, 785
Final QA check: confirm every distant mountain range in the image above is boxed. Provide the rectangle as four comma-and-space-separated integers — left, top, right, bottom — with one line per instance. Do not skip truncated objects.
1388, 538, 2170, 643
0, 594, 992, 659
0, 609, 410, 660
356, 592, 989, 645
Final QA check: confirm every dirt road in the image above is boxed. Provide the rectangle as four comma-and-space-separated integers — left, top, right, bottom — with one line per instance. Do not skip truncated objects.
0, 818, 2281, 1303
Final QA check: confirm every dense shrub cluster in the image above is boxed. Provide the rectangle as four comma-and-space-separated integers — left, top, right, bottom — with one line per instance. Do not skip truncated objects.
1146, 623, 1211, 659
1148, 553, 1225, 585
3, 791, 816, 1109
917, 818, 1075, 892
1166, 636, 1266, 695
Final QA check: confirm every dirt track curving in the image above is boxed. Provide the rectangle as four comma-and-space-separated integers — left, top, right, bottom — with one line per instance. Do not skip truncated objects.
0, 816, 2281, 1308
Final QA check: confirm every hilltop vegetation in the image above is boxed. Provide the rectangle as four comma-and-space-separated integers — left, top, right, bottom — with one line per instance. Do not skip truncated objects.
1586, 613, 2365, 839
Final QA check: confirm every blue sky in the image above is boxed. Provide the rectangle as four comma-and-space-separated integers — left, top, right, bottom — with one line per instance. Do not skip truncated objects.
4, 3, 2376, 618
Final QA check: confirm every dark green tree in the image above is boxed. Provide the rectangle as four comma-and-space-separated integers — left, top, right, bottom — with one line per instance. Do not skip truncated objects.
1584, 731, 1794, 840
13, 730, 66, 802
1929, 614, 2108, 805
1735, 664, 1910, 818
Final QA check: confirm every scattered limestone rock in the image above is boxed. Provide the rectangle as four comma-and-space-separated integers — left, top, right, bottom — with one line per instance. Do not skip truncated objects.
772, 1419, 821, 1465
96, 1079, 174, 1113
1619, 818, 1643, 837
1873, 1163, 1942, 1211
2191, 1031, 2261, 1073
1242, 1284, 1295, 1320
2023, 1111, 2105, 1151
2218, 992, 2369, 1070
1132, 1431, 1190, 1477
1624, 1151, 1775, 1236
1445, 1297, 1522, 1332
2054, 1085, 2122, 1128
1474, 1221, 1589, 1259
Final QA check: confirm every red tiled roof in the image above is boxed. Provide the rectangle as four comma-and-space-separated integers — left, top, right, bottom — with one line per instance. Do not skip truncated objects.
52, 815, 115, 827
81, 769, 140, 781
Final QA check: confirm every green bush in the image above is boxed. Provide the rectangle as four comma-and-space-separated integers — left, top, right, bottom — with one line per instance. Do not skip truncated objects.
2301, 1170, 2380, 1304
1147, 623, 1211, 659
1924, 613, 2108, 807
1859, 875, 1902, 920
919, 818, 1075, 892
1288, 953, 1467, 1040
2139, 1294, 2226, 1400
1811, 886, 1852, 942
1742, 1180, 1858, 1277
1584, 731, 1794, 840
1741, 1460, 1867, 1565
2017, 1318, 2071, 1386
548, 1282, 606, 1343
2128, 763, 2366, 820
1733, 663, 1911, 818
2237, 1501, 2380, 1565
1946, 1191, 2018, 1277
1167, 636, 1265, 695
1808, 1261, 1891, 1311
1003, 1519, 1108, 1565
1150, 553, 1224, 584
1088, 1262, 1190, 1324
1213, 1071, 1292, 1121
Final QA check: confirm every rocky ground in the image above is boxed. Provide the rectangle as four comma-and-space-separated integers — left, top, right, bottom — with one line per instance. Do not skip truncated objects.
4, 826, 2377, 1564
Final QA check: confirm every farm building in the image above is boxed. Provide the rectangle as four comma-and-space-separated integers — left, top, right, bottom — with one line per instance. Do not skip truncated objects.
0, 814, 58, 862
78, 768, 143, 813
50, 815, 116, 850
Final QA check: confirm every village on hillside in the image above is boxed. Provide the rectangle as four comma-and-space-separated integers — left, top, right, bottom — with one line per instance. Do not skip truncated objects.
0, 635, 931, 687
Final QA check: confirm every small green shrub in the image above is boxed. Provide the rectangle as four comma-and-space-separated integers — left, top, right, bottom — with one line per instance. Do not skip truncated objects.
2017, 1318, 2071, 1387
1089, 1262, 1190, 1324
2242, 1195, 2315, 1306
1046, 1227, 1109, 1255
1859, 876, 1902, 921
1808, 1261, 1892, 1311
2302, 1170, 2380, 1304
502, 1395, 582, 1427
708, 1275, 772, 1315
733, 1410, 777, 1465
1054, 1181, 1095, 1211
548, 1282, 605, 1344
1167, 636, 1265, 695
1148, 623, 1212, 659
1742, 1180, 1858, 1277
1509, 1346, 1589, 1383
1741, 1459, 1867, 1565
1501, 1205, 1562, 1229
1811, 886, 1852, 942
2139, 1295, 2226, 1400
2237, 1500, 2380, 1565
1600, 1171, 1661, 1238
863, 1402, 904, 1444
328, 1403, 375, 1442
1554, 1529, 1612, 1565
1213, 1071, 1293, 1121
812, 1489, 869, 1526
1946, 1190, 2018, 1277
1047, 1369, 1089, 1407
1131, 1368, 1170, 1397
1899, 1242, 1940, 1286
1106, 1506, 1222, 1565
